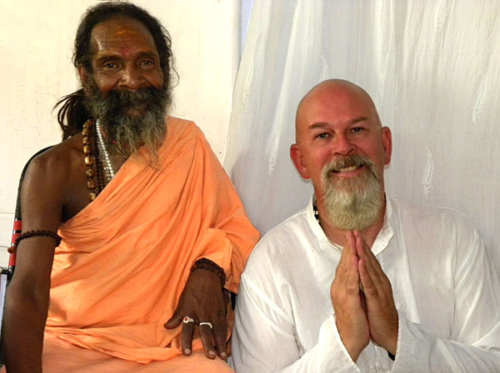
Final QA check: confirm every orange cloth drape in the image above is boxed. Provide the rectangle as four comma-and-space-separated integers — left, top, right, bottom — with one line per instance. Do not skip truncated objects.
43, 117, 259, 367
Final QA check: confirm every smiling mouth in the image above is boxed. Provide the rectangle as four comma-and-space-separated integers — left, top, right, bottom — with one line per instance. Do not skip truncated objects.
332, 165, 363, 173
331, 164, 364, 174
323, 154, 380, 184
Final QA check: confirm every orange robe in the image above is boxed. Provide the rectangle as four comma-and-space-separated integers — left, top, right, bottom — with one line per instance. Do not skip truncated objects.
42, 117, 259, 371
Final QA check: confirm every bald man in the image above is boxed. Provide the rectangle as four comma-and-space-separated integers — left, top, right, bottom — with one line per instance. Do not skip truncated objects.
231, 80, 500, 372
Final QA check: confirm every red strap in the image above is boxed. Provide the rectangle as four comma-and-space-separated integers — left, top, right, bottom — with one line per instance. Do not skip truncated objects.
10, 219, 21, 267
13, 219, 22, 231
9, 252, 16, 267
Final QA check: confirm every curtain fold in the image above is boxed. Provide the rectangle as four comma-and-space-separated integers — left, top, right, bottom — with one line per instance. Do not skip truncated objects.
224, 0, 500, 270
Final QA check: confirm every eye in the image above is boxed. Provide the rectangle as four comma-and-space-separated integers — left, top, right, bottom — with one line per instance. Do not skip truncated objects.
350, 127, 364, 133
140, 59, 156, 69
103, 61, 119, 70
315, 132, 330, 139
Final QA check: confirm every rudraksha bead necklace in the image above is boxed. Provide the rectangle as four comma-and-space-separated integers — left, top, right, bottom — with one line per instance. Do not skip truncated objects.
83, 119, 106, 201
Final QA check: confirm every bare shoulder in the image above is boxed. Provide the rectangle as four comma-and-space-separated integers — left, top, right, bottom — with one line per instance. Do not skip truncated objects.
24, 135, 83, 196
22, 133, 87, 227
27, 136, 79, 175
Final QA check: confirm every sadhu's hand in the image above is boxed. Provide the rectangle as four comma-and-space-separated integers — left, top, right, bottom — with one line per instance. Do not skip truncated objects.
164, 269, 227, 360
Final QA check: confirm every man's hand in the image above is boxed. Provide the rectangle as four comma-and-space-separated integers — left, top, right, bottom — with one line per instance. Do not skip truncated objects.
331, 231, 370, 361
355, 231, 398, 355
164, 269, 228, 360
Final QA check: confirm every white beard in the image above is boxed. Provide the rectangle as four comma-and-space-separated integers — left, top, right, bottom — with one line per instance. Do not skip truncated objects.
321, 155, 383, 231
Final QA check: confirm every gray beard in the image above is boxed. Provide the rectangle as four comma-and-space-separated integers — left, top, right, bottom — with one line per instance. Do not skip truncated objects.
84, 80, 171, 162
321, 154, 383, 231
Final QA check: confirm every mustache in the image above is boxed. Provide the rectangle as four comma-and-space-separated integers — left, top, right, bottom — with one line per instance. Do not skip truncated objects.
100, 87, 166, 113
83, 73, 170, 118
323, 154, 377, 175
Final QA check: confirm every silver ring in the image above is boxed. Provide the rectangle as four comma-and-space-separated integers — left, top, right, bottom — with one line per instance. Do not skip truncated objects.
199, 321, 213, 329
183, 316, 195, 324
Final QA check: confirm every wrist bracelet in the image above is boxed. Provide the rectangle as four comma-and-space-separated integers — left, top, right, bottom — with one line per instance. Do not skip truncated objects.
191, 258, 226, 285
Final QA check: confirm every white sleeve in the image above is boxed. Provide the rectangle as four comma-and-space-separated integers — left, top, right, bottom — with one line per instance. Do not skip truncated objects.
391, 228, 500, 372
232, 273, 361, 373
390, 313, 500, 372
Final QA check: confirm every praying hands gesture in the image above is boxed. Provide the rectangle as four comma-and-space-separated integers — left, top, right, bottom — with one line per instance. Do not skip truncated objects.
331, 231, 398, 362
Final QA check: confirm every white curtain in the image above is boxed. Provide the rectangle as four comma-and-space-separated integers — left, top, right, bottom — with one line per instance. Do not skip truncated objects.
224, 0, 500, 270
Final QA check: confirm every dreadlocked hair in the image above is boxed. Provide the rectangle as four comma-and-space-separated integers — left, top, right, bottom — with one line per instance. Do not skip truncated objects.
55, 89, 90, 140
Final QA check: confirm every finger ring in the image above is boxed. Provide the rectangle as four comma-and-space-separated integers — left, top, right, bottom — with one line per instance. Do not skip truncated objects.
199, 321, 213, 329
183, 316, 195, 324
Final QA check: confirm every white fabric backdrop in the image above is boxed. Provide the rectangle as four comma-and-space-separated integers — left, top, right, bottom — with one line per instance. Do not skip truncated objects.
224, 0, 500, 271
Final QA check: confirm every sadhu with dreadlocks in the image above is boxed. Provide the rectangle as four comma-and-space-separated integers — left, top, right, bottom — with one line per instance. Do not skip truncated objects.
3, 3, 258, 372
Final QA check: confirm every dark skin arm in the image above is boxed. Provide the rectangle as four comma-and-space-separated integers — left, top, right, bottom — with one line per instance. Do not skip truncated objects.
3, 138, 85, 372
3, 238, 56, 373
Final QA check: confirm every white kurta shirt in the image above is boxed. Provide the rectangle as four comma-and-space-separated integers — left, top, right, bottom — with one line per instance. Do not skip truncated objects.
232, 198, 500, 372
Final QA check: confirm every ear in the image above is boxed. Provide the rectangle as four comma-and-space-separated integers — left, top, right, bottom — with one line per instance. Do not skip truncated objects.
290, 144, 310, 179
381, 126, 392, 165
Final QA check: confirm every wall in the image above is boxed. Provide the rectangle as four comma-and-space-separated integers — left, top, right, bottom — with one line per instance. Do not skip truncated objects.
0, 0, 240, 266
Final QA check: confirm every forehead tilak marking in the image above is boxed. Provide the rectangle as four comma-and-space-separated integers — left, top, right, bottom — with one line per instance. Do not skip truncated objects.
95, 26, 154, 58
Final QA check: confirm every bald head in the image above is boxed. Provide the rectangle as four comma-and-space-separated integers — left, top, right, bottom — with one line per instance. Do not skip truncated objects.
289, 78, 391, 190
295, 79, 381, 143
289, 79, 392, 236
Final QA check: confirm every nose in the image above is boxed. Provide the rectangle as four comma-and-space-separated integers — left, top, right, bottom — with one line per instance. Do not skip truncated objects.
334, 134, 356, 156
119, 65, 145, 90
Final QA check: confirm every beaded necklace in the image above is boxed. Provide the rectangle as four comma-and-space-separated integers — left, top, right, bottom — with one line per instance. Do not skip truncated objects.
83, 120, 98, 201
82, 119, 106, 201
95, 119, 116, 183
313, 198, 320, 223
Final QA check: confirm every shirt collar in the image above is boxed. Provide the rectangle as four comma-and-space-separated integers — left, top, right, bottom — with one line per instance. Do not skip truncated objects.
371, 196, 395, 256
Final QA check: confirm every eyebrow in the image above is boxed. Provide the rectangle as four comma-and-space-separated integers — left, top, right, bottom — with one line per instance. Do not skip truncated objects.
307, 116, 369, 131
94, 50, 159, 64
